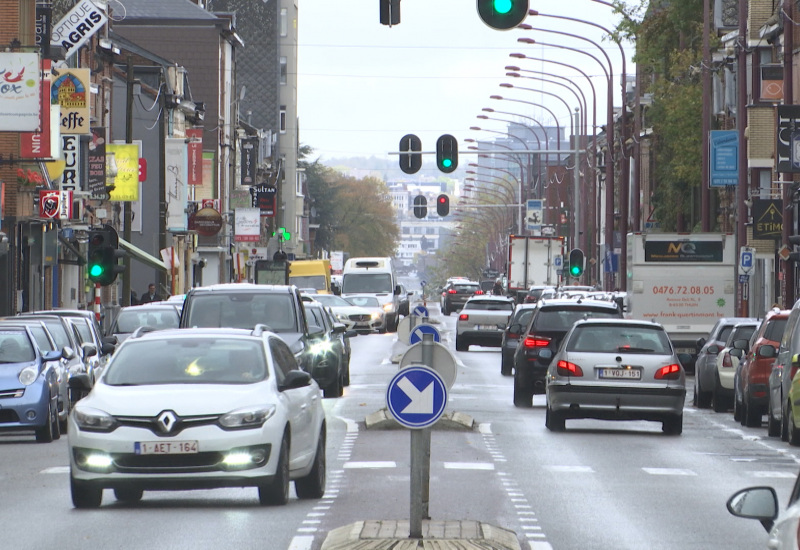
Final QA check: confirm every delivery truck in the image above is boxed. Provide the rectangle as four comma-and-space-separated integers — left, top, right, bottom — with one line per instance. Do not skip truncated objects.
506, 235, 564, 302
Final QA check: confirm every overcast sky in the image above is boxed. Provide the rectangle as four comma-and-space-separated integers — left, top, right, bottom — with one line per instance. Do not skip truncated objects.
297, 0, 637, 166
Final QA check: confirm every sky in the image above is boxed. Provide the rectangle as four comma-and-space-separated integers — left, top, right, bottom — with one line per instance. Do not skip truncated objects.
297, 0, 638, 167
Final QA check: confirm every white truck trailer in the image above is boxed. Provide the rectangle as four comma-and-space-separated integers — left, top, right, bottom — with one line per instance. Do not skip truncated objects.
506, 235, 564, 302
626, 232, 736, 356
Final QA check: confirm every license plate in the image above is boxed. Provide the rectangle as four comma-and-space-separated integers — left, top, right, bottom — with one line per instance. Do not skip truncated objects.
134, 441, 199, 455
599, 368, 641, 380
476, 325, 498, 330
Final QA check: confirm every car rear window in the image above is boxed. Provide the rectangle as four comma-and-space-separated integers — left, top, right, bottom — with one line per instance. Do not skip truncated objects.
185, 293, 298, 332
464, 300, 514, 311
764, 318, 788, 342
567, 324, 672, 354
454, 284, 479, 293
533, 307, 621, 331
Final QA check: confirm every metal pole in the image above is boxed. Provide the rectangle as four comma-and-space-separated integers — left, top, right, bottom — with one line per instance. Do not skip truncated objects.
409, 333, 434, 538
122, 57, 133, 307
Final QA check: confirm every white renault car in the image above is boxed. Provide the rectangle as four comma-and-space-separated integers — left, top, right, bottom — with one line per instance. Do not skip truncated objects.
67, 326, 326, 508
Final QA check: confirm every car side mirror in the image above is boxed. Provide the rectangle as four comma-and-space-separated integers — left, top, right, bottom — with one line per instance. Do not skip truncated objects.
81, 342, 98, 358
730, 348, 743, 359
280, 369, 312, 391
68, 373, 93, 392
733, 338, 749, 350
61, 346, 76, 360
758, 344, 776, 358
537, 348, 553, 364
707, 344, 720, 355
677, 353, 694, 370
726, 486, 778, 532
696, 337, 706, 351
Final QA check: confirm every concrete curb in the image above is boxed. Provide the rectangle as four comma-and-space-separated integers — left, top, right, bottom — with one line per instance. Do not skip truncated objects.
320, 520, 521, 550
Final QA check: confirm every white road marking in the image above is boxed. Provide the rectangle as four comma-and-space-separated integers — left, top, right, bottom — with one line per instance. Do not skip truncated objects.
642, 467, 697, 476
544, 465, 594, 473
752, 471, 798, 478
40, 466, 69, 474
287, 536, 314, 550
344, 461, 397, 469
443, 462, 494, 470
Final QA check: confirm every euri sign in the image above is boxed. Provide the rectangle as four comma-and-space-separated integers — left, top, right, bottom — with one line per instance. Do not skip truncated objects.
50, 0, 107, 59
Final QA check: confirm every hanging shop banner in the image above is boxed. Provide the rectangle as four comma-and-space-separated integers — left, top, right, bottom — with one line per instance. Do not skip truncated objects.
107, 143, 140, 201
0, 52, 41, 132
165, 138, 188, 232
776, 105, 800, 173
235, 207, 261, 242
241, 137, 258, 186
39, 190, 73, 219
187, 128, 203, 185
51, 68, 90, 134
59, 134, 80, 191
709, 130, 739, 187
87, 127, 106, 195
752, 199, 783, 240
20, 58, 52, 158
50, 0, 107, 60
250, 184, 277, 216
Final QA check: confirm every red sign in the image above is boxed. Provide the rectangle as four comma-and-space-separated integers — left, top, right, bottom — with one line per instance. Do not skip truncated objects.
20, 59, 51, 158
187, 128, 203, 185
139, 158, 147, 182
39, 190, 73, 219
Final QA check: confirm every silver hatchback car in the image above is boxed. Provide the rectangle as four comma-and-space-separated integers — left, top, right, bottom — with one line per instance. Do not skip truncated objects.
543, 319, 687, 434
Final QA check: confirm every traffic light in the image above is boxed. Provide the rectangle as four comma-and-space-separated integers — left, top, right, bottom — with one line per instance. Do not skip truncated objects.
399, 134, 422, 174
380, 0, 400, 26
477, 0, 529, 30
436, 134, 458, 173
568, 248, 585, 278
273, 227, 291, 242
436, 194, 450, 216
87, 225, 124, 286
413, 195, 427, 219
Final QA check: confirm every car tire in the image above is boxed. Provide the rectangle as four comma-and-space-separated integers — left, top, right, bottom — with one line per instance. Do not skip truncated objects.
323, 367, 343, 399
443, 304, 450, 316
545, 405, 565, 431
712, 374, 728, 413
343, 362, 350, 387
694, 376, 712, 409
789, 402, 800, 446
782, 400, 791, 442
455, 336, 468, 352
35, 401, 57, 443
71, 476, 102, 508
733, 380, 742, 422
768, 404, 782, 437
114, 487, 144, 502
513, 374, 533, 408
500, 356, 512, 377
662, 414, 683, 435
259, 434, 290, 506
295, 427, 326, 500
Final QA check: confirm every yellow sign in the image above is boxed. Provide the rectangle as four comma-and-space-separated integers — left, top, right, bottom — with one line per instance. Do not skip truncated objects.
50, 68, 90, 134
107, 143, 140, 201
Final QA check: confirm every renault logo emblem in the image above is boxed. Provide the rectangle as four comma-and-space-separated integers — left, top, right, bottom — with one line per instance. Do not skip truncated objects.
156, 410, 178, 433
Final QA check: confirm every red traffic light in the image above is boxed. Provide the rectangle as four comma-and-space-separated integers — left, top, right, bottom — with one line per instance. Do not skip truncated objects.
436, 194, 450, 216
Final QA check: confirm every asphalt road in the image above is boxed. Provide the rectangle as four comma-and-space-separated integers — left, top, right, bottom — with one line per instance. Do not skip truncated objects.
1, 307, 796, 550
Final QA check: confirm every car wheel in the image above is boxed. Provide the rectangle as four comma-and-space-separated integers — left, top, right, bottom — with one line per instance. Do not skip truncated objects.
712, 374, 728, 413
662, 414, 683, 435
789, 402, 800, 446
259, 434, 290, 506
513, 373, 533, 408
744, 398, 762, 428
782, 399, 791, 442
694, 376, 712, 409
455, 336, 468, 352
295, 427, 326, 500
545, 404, 565, 431
114, 487, 144, 502
733, 380, 742, 422
768, 403, 782, 437
35, 401, 56, 443
71, 476, 102, 508
343, 362, 351, 387
443, 304, 450, 316
323, 367, 343, 399
500, 356, 512, 376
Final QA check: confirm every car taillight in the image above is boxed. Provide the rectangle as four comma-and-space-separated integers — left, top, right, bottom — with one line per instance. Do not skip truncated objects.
459, 313, 469, 321
557, 360, 583, 377
523, 335, 551, 348
448, 289, 457, 294
722, 353, 733, 368
475, 290, 484, 295
655, 363, 682, 380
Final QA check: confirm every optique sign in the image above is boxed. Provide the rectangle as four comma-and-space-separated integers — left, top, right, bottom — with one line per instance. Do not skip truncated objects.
50, 0, 107, 59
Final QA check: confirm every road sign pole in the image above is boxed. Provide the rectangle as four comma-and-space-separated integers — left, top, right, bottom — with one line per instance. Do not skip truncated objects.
410, 334, 435, 538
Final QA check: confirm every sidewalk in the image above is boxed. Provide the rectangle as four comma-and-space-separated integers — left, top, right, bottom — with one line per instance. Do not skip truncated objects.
320, 520, 521, 549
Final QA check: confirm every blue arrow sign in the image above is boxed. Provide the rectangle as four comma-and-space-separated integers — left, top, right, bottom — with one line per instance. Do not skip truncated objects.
412, 304, 429, 317
386, 366, 447, 429
409, 323, 440, 344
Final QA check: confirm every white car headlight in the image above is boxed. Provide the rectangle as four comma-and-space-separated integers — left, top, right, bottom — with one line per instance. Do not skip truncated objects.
219, 405, 276, 430
383, 303, 394, 313
73, 407, 117, 432
19, 366, 39, 386
371, 312, 381, 320
310, 340, 333, 355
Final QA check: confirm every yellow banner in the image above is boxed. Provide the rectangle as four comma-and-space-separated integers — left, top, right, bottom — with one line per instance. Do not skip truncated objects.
107, 143, 140, 201
51, 68, 90, 134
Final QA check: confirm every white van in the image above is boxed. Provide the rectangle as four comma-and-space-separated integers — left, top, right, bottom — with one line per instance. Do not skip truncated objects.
341, 257, 401, 332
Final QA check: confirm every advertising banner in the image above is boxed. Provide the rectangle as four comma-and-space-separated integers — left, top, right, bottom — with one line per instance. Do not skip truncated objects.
39, 190, 73, 219
51, 68, 90, 134
0, 52, 41, 131
59, 134, 80, 191
235, 208, 261, 242
777, 105, 800, 173
165, 138, 188, 231
752, 199, 783, 240
709, 130, 738, 187
250, 184, 277, 216
20, 58, 51, 157
644, 240, 724, 262
50, 0, 107, 60
107, 143, 140, 201
241, 137, 258, 186
187, 128, 203, 186
87, 127, 106, 195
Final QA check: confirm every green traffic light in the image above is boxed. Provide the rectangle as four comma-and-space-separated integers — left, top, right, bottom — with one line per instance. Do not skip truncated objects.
493, 0, 513, 14
442, 158, 452, 168
570, 265, 580, 276
89, 263, 105, 278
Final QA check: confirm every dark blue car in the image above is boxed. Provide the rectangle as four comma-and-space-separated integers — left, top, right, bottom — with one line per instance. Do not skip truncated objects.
0, 325, 64, 442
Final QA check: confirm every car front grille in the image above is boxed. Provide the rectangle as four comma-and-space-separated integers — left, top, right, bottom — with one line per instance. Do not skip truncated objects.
349, 314, 371, 322
0, 409, 21, 423
0, 388, 24, 399
113, 452, 225, 473
114, 413, 220, 437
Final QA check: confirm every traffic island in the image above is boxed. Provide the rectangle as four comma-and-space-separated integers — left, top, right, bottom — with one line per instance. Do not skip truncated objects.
365, 408, 474, 430
320, 520, 521, 550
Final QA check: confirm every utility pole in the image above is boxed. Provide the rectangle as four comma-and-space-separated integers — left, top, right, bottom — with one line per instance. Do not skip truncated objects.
122, 57, 133, 307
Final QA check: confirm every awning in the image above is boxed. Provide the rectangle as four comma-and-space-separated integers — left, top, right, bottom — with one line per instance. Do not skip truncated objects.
119, 238, 168, 271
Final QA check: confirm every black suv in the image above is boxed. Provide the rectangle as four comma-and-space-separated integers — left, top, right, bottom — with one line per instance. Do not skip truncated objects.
179, 283, 342, 397
512, 298, 623, 407
441, 280, 481, 315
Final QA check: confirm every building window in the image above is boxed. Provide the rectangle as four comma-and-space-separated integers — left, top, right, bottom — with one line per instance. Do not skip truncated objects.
280, 57, 287, 85
279, 106, 286, 134
280, 8, 288, 37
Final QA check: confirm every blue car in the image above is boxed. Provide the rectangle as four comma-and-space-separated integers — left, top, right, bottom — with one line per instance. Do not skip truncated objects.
0, 325, 65, 442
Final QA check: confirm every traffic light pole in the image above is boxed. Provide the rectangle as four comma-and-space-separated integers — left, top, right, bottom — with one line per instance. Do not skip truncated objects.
122, 56, 134, 307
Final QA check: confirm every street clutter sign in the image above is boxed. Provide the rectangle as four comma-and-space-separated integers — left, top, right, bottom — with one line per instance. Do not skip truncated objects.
399, 341, 457, 389
412, 304, 429, 317
50, 0, 107, 59
739, 246, 755, 276
386, 366, 448, 429
409, 323, 441, 345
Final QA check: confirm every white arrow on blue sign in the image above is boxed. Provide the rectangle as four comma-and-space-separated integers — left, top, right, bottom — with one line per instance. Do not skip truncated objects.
409, 323, 440, 344
412, 304, 429, 317
386, 366, 447, 429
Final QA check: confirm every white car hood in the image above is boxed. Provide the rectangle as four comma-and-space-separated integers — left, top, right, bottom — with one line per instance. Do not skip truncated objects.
81, 382, 275, 416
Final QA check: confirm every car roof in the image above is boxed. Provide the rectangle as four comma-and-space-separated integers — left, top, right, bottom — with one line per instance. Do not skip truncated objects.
188, 283, 296, 293
126, 326, 273, 341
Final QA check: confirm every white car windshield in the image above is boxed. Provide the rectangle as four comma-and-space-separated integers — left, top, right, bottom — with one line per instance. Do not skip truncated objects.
103, 338, 267, 385
341, 273, 393, 293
